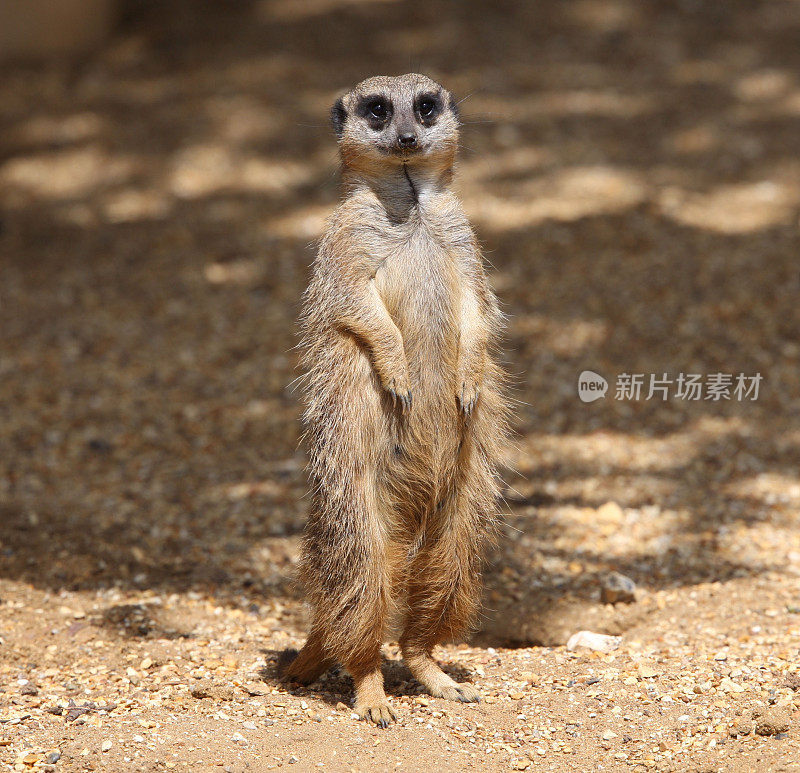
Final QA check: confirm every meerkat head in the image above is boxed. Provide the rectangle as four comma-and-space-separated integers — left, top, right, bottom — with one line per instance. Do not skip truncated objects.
330, 74, 459, 176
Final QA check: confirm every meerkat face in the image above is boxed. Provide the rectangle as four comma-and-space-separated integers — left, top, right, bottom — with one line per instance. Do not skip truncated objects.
331, 74, 459, 172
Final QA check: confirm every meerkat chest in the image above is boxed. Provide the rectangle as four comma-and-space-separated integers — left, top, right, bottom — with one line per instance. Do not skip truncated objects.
373, 223, 459, 329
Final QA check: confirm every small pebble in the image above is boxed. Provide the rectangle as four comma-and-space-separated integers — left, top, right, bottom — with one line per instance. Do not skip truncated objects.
566, 631, 622, 653
191, 682, 237, 701
637, 663, 660, 679
600, 572, 637, 604
755, 708, 791, 736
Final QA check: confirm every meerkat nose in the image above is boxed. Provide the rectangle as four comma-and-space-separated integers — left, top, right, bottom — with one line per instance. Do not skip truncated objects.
397, 132, 417, 148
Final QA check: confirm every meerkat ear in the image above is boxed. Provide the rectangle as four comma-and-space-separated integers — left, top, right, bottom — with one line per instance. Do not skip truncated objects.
448, 93, 460, 122
330, 97, 347, 137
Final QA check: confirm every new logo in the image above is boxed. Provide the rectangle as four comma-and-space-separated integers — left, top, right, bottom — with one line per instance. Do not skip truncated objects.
578, 371, 608, 402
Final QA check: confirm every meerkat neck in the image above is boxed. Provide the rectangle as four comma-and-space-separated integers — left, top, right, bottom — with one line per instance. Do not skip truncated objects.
342, 163, 453, 222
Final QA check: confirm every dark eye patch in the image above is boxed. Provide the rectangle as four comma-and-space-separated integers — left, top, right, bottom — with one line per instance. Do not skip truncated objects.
415, 93, 442, 124
330, 97, 347, 137
355, 94, 392, 129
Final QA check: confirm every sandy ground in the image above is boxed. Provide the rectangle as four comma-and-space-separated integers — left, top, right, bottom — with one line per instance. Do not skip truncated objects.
2, 1, 800, 771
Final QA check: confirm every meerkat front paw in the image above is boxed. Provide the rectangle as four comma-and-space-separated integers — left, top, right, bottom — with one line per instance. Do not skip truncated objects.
356, 701, 398, 727
386, 374, 413, 413
457, 380, 480, 415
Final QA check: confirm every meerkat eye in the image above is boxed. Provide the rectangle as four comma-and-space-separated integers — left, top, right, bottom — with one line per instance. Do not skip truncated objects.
416, 95, 441, 123
419, 99, 436, 117
368, 101, 388, 120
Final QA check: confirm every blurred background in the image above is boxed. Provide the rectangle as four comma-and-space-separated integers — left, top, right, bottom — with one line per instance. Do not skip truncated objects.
2, 0, 800, 646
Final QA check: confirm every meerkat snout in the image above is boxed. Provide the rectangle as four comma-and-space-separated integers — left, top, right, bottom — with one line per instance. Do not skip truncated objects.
397, 132, 417, 149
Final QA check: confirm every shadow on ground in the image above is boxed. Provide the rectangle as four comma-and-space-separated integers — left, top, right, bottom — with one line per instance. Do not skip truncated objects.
259, 647, 475, 708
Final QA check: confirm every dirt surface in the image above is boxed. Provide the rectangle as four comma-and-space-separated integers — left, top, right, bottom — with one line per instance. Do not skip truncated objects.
2, 1, 800, 771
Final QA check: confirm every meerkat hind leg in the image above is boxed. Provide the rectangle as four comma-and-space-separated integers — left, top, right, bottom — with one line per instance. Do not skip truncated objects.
347, 537, 398, 726
400, 479, 486, 703
400, 567, 482, 703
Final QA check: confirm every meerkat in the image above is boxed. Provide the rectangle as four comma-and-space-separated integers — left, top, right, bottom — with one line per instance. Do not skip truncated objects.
285, 73, 508, 726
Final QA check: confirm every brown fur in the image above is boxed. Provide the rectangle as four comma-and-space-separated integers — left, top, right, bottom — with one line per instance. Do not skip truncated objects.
285, 74, 509, 726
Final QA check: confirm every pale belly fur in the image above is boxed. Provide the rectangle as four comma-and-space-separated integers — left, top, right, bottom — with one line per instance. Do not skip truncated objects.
373, 237, 463, 501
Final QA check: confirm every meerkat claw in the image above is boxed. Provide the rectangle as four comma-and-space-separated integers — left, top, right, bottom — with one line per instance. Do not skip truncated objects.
387, 378, 413, 413
357, 703, 397, 727
457, 686, 481, 702
389, 386, 412, 413
439, 683, 481, 703
459, 384, 479, 415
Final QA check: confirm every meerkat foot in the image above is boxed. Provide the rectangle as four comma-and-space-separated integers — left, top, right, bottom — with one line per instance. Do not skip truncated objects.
353, 669, 397, 727
284, 658, 332, 685
282, 637, 333, 685
356, 701, 398, 727
431, 681, 481, 703
403, 649, 481, 703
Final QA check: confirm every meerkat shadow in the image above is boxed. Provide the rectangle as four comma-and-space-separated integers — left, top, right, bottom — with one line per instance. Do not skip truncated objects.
261, 647, 474, 704
259, 647, 352, 707
382, 656, 474, 695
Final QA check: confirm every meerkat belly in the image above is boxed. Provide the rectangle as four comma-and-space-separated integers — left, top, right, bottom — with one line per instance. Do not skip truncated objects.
374, 235, 462, 491
375, 241, 460, 397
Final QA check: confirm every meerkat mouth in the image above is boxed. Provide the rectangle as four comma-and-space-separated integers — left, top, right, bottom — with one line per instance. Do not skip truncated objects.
389, 143, 428, 158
